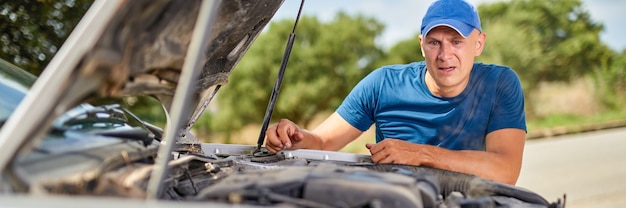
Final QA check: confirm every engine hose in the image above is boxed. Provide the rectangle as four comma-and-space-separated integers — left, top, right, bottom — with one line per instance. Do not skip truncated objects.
345, 163, 549, 206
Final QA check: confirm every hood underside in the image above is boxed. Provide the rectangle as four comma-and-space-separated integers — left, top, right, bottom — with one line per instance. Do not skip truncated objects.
93, 0, 284, 121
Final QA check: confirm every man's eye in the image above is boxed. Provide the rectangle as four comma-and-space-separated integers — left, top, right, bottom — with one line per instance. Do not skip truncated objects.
429, 41, 440, 46
453, 40, 461, 45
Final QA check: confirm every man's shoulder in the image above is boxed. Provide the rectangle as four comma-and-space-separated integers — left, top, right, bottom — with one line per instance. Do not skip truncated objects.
473, 62, 513, 71
372, 62, 426, 78
471, 63, 523, 96
380, 61, 426, 71
472, 63, 520, 79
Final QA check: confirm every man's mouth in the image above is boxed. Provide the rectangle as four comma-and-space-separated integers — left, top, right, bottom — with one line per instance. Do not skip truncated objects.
438, 67, 456, 72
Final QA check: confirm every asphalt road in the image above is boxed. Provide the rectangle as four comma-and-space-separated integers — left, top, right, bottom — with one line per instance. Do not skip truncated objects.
516, 127, 626, 208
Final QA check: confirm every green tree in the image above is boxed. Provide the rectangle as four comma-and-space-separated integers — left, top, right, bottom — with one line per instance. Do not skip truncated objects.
207, 12, 385, 134
478, 0, 612, 83
0, 0, 94, 75
375, 33, 423, 67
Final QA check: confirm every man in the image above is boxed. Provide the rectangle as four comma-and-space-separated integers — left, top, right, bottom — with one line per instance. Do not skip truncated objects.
265, 0, 526, 185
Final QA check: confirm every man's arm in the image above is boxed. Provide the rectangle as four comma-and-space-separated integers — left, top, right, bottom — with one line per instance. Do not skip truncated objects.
366, 128, 525, 185
265, 112, 363, 153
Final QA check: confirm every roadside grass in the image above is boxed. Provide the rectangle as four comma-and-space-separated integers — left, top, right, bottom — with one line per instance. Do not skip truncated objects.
527, 109, 626, 132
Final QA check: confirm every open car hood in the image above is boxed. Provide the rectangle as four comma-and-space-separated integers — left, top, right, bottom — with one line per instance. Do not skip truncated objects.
0, 0, 284, 170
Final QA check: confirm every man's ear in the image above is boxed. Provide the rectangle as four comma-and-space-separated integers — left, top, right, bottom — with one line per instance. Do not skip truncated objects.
419, 35, 426, 57
475, 32, 486, 56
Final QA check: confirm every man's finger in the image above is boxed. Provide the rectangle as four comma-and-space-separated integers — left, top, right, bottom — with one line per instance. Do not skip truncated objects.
265, 145, 279, 153
378, 156, 395, 164
266, 141, 283, 152
369, 146, 389, 162
366, 142, 385, 154
375, 149, 394, 164
275, 124, 293, 149
266, 127, 284, 149
370, 151, 381, 163
291, 131, 304, 142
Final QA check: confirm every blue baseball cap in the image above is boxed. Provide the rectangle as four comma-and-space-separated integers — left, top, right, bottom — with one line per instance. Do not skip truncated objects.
420, 0, 482, 38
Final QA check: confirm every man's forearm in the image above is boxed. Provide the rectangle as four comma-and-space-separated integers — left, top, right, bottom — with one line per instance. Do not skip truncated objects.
424, 128, 527, 185
420, 146, 522, 185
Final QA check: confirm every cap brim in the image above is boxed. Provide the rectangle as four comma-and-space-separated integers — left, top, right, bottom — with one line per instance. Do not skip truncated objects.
422, 19, 475, 38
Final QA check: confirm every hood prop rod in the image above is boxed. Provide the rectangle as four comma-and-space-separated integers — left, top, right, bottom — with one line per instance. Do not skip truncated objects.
255, 0, 305, 153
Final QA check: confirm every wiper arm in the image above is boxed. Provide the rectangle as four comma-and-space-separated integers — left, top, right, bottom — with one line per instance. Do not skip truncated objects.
95, 127, 154, 146
55, 103, 128, 128
122, 107, 163, 141
56, 103, 163, 142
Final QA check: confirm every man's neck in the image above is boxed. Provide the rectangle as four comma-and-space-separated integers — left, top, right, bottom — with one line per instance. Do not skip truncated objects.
424, 72, 467, 98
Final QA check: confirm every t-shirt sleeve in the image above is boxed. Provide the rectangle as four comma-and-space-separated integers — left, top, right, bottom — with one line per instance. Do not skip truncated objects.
335, 69, 383, 132
487, 68, 527, 133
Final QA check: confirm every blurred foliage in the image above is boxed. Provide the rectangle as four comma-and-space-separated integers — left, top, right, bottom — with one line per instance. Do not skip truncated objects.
0, 0, 93, 75
592, 49, 626, 110
1, 0, 625, 139
120, 96, 166, 127
375, 33, 424, 67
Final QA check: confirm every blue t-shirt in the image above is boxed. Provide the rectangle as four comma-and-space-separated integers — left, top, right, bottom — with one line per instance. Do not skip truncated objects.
336, 62, 526, 151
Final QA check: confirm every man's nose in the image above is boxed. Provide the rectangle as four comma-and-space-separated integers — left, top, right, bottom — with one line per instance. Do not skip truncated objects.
437, 43, 452, 61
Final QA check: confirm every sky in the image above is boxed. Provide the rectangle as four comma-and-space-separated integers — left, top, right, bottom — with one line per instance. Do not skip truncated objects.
271, 0, 626, 52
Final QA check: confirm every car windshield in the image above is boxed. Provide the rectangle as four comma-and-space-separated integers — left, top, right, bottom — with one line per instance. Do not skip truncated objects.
0, 59, 36, 123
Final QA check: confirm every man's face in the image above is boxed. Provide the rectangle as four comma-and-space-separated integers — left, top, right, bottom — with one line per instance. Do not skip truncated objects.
419, 26, 485, 97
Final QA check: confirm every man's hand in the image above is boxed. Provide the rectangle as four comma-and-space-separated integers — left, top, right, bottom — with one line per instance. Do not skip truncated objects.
365, 129, 526, 185
366, 138, 430, 165
263, 112, 363, 153
265, 119, 304, 153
